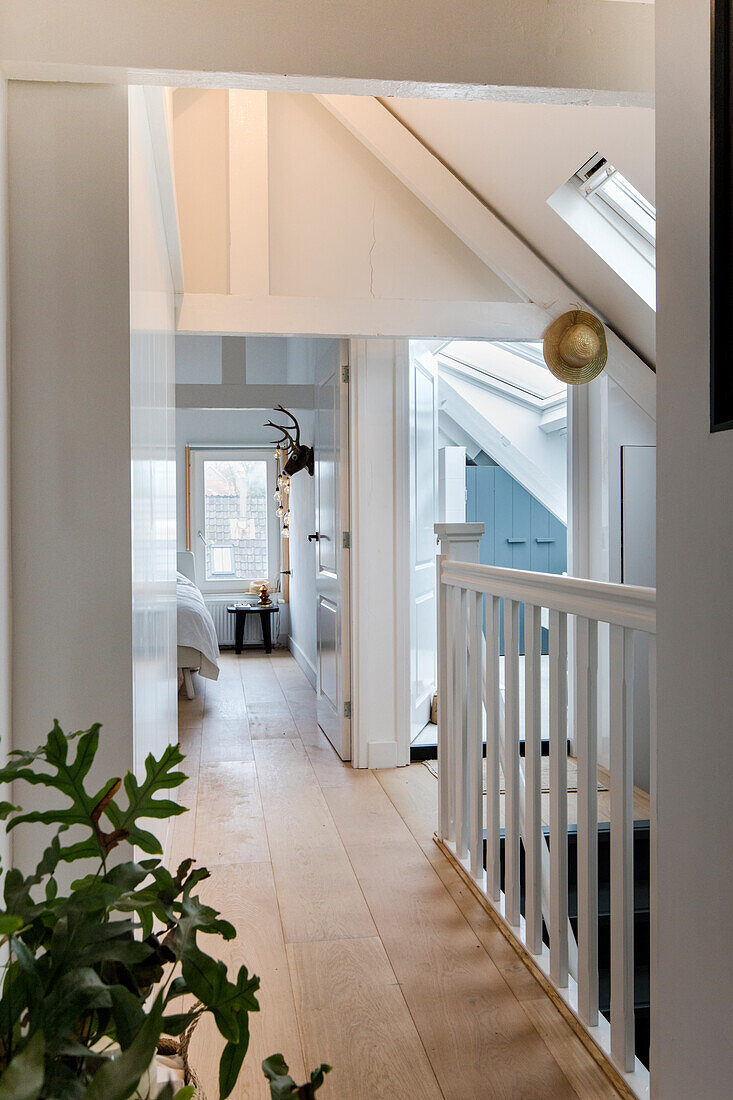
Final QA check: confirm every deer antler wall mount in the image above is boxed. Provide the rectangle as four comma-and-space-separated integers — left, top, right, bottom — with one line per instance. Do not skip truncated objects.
264, 405, 314, 477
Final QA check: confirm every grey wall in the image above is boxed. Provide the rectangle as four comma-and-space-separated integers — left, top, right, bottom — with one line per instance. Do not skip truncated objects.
655, 0, 733, 1092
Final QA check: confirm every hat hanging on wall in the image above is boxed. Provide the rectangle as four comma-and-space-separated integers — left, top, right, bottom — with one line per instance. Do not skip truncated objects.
543, 309, 608, 385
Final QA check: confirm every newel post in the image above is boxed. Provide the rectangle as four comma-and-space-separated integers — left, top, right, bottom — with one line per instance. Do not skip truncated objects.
434, 523, 484, 842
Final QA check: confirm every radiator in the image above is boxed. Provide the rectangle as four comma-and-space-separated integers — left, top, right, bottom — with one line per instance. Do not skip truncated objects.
205, 597, 284, 647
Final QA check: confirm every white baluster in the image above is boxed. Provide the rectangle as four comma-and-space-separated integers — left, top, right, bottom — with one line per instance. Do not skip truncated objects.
504, 599, 521, 927
437, 555, 450, 842
524, 603, 543, 955
485, 594, 501, 902
576, 616, 599, 1025
610, 624, 635, 1072
454, 588, 469, 861
549, 608, 569, 988
444, 582, 457, 843
468, 590, 483, 879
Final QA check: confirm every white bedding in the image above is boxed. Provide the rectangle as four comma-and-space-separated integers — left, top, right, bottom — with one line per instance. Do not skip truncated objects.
176, 572, 220, 680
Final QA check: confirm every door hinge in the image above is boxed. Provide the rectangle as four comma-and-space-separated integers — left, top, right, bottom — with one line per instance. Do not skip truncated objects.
344, 701, 352, 719
341, 364, 350, 384
342, 531, 351, 549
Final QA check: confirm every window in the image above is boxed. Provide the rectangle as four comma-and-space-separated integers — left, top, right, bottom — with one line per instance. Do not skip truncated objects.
438, 340, 566, 405
574, 155, 656, 265
191, 449, 280, 592
548, 153, 656, 309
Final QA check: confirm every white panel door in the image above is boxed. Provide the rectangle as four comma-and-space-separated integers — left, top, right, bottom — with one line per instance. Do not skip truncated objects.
409, 344, 438, 742
315, 339, 351, 759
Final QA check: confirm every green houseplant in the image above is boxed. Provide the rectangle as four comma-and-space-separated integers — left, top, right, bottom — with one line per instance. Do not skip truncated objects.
0, 722, 330, 1099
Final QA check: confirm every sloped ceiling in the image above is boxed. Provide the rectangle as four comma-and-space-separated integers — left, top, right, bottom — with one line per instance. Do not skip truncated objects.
382, 97, 656, 364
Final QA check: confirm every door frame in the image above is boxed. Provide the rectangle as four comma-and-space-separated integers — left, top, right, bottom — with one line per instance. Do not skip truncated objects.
314, 338, 352, 760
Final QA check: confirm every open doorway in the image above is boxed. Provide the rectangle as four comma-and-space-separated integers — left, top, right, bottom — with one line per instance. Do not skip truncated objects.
407, 339, 568, 758
173, 334, 352, 760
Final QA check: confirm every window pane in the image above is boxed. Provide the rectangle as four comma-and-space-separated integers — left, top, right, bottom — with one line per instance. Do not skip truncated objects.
599, 173, 656, 242
203, 459, 269, 582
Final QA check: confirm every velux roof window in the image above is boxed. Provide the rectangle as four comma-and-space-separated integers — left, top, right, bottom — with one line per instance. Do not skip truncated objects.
574, 154, 656, 264
548, 153, 656, 309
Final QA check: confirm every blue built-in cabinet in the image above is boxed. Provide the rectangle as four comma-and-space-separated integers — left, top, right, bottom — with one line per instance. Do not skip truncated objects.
466, 464, 567, 653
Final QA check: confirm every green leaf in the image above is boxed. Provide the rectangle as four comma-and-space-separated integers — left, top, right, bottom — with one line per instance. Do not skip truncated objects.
0, 1030, 45, 1100
262, 1055, 332, 1100
39, 967, 113, 1050
161, 1008, 202, 1037
182, 950, 259, 1045
105, 744, 187, 854
0, 914, 23, 935
108, 985, 146, 1051
219, 1023, 250, 1099
82, 991, 164, 1100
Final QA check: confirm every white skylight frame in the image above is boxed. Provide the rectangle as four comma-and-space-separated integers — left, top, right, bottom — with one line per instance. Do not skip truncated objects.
548, 153, 656, 310
437, 340, 566, 408
574, 155, 656, 267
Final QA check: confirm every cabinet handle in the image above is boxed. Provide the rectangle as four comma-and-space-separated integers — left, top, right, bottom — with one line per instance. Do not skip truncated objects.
307, 533, 320, 542
506, 538, 526, 544
535, 538, 556, 544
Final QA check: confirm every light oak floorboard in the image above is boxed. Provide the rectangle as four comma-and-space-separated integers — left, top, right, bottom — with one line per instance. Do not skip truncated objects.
188, 862, 306, 1100
323, 775, 577, 1099
194, 761, 270, 866
378, 765, 621, 1099
253, 740, 377, 943
199, 717, 254, 764
286, 936, 442, 1100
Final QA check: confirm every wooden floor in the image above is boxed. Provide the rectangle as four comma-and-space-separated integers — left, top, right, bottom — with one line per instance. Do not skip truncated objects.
172, 649, 622, 1099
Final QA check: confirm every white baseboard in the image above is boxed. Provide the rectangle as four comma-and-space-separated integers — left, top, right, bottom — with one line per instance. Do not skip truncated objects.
366, 740, 399, 769
288, 636, 317, 689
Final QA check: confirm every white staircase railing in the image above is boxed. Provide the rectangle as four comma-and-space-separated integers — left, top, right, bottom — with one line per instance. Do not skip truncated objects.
435, 524, 655, 1100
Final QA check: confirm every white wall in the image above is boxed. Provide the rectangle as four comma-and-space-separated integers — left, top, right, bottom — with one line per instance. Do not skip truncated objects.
654, 1, 733, 1092
7, 82, 134, 871
129, 87, 177, 769
0, 76, 10, 871
350, 339, 409, 768
0, 1, 654, 105
172, 90, 518, 308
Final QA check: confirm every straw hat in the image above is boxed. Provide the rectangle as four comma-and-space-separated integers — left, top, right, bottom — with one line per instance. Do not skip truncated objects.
542, 309, 607, 385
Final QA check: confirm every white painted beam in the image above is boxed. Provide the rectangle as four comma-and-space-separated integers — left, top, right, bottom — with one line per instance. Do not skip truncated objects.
0, 1, 653, 107
175, 383, 315, 410
142, 86, 183, 294
228, 90, 270, 298
176, 294, 548, 340
316, 95, 656, 421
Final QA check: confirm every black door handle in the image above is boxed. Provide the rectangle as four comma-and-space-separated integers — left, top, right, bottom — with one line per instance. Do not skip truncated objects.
308, 533, 320, 542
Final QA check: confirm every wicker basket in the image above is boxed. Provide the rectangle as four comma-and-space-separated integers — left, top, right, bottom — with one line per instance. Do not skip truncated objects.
157, 1006, 206, 1100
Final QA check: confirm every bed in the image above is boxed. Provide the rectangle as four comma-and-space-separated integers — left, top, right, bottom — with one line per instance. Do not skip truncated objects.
177, 551, 220, 698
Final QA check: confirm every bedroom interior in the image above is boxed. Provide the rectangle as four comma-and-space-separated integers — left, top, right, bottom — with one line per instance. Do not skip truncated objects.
1, 1, 731, 1097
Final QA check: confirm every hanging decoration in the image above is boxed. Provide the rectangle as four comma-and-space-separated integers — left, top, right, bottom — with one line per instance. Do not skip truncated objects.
266, 405, 312, 540
264, 406, 314, 477
273, 447, 292, 540
542, 309, 608, 385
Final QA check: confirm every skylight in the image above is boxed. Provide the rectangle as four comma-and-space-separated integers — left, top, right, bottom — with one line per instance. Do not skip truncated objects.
438, 340, 565, 403
574, 155, 656, 264
548, 153, 656, 309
